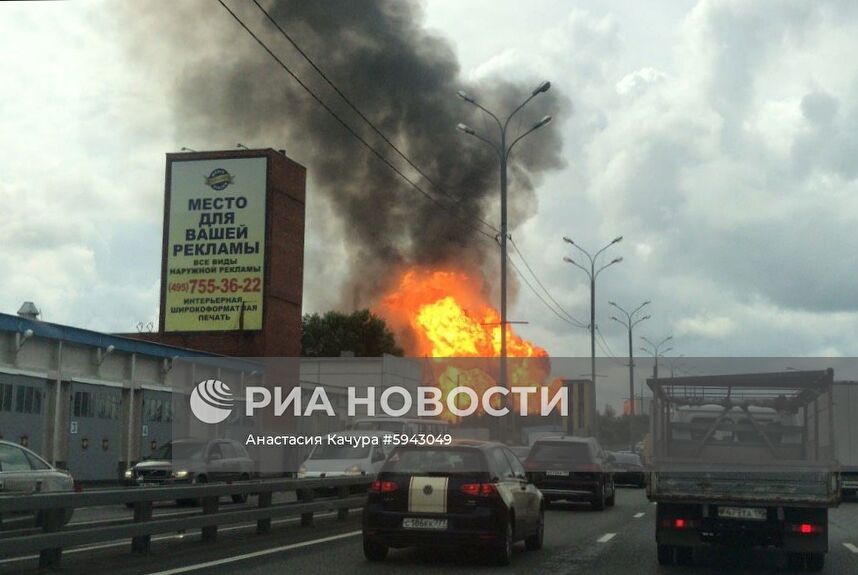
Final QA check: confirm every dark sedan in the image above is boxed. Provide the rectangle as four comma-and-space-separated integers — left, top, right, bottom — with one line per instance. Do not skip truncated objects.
362, 440, 544, 565
610, 451, 645, 487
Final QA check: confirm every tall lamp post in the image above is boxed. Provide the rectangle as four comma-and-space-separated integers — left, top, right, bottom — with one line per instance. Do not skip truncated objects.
456, 82, 553, 439
562, 236, 623, 436
609, 301, 650, 416
641, 335, 673, 379
610, 301, 650, 452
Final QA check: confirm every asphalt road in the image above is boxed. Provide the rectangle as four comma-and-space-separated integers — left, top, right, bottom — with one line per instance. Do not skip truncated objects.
2, 489, 857, 574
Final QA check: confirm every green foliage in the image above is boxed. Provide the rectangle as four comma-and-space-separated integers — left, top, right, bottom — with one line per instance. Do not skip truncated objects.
301, 309, 404, 358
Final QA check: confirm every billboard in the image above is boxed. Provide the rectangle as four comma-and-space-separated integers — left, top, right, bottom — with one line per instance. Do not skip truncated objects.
163, 157, 267, 332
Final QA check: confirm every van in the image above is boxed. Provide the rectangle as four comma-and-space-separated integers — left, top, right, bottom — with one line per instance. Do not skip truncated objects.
299, 431, 394, 478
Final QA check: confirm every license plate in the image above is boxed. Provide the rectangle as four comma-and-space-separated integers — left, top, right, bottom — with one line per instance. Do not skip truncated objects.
546, 470, 568, 477
718, 506, 767, 521
402, 517, 448, 530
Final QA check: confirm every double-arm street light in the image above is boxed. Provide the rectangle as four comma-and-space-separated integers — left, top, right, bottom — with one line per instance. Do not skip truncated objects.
609, 301, 650, 416
640, 335, 674, 380
562, 236, 623, 436
456, 81, 553, 438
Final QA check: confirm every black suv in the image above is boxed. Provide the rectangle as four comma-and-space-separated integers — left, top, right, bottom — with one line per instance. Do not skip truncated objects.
524, 436, 616, 510
362, 440, 545, 565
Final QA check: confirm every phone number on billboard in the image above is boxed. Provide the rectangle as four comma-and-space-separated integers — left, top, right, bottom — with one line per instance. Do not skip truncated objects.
169, 278, 262, 294
382, 433, 453, 446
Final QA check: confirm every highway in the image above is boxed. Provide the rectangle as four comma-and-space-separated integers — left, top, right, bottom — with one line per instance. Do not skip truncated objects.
2, 489, 856, 574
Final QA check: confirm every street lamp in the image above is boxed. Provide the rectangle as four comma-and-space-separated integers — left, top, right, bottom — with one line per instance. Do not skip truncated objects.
609, 301, 650, 417
641, 335, 673, 379
562, 236, 623, 436
457, 81, 553, 440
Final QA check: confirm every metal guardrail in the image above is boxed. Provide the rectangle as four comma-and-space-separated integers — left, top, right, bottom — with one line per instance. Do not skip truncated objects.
0, 476, 373, 569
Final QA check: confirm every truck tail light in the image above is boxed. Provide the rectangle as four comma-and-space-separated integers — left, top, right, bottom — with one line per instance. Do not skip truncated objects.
790, 523, 824, 534
661, 518, 698, 529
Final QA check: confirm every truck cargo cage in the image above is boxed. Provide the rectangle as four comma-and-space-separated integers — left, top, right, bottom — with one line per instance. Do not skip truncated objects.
648, 369, 836, 467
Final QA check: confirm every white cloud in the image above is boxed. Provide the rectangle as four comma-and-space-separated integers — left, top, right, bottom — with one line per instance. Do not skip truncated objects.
675, 314, 735, 338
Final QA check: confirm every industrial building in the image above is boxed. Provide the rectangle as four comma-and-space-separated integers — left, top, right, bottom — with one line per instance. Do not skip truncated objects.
0, 305, 426, 481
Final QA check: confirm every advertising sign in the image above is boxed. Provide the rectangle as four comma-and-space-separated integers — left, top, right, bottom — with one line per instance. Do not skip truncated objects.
164, 157, 267, 332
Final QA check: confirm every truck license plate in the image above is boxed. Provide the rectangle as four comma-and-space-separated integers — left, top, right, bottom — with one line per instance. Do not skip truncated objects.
718, 506, 766, 521
546, 471, 568, 477
402, 518, 447, 530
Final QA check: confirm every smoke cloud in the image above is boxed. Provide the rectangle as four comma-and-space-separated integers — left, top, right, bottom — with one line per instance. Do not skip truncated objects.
118, 0, 567, 309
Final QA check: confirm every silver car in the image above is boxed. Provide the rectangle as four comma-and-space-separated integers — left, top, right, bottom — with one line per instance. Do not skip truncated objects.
0, 440, 75, 528
125, 439, 256, 505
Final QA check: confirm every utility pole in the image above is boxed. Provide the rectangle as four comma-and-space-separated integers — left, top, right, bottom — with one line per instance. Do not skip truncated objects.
457, 82, 552, 441
562, 236, 623, 437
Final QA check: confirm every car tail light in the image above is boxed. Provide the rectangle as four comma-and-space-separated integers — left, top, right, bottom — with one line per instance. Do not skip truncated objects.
790, 523, 824, 534
459, 483, 498, 497
370, 480, 398, 493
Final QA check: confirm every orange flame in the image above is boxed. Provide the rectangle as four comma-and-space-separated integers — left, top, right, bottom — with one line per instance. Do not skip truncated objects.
376, 266, 559, 422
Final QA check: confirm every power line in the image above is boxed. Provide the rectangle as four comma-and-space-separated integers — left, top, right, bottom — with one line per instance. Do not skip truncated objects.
216, 0, 496, 242
509, 236, 588, 328
595, 325, 623, 360
249, 0, 499, 235
506, 252, 585, 328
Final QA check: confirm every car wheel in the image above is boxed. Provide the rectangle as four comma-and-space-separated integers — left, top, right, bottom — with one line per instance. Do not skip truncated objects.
592, 484, 606, 511
787, 552, 805, 571
492, 517, 514, 565
525, 508, 544, 551
231, 474, 250, 503
805, 552, 825, 572
657, 544, 674, 565
676, 546, 693, 566
363, 536, 388, 561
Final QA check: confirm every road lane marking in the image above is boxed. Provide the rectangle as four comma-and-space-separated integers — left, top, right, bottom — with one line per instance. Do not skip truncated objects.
633, 512, 645, 518
0, 511, 344, 565
143, 530, 362, 575
844, 543, 858, 554
597, 533, 616, 543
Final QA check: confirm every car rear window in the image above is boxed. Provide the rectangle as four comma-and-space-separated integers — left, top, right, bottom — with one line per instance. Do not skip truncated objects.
309, 444, 371, 460
528, 442, 593, 463
614, 453, 642, 465
383, 447, 487, 474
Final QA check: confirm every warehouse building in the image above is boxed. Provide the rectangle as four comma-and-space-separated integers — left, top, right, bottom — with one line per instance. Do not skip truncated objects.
0, 305, 426, 481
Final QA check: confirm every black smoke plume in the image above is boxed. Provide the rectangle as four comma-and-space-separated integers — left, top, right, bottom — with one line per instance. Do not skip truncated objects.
119, 0, 567, 308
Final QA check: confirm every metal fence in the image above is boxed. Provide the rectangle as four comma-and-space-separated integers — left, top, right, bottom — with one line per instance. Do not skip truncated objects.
0, 476, 372, 568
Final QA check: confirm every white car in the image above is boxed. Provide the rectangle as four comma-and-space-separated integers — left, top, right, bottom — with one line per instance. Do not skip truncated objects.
299, 431, 393, 478
0, 440, 75, 528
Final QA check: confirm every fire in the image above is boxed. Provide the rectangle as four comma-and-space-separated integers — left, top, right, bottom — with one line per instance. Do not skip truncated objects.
378, 268, 547, 359
376, 266, 559, 422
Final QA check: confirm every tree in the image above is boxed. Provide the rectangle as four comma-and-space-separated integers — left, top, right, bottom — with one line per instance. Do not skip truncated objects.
301, 309, 404, 357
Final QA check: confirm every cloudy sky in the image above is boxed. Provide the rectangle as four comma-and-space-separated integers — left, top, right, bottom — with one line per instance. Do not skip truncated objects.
3, 0, 858, 377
